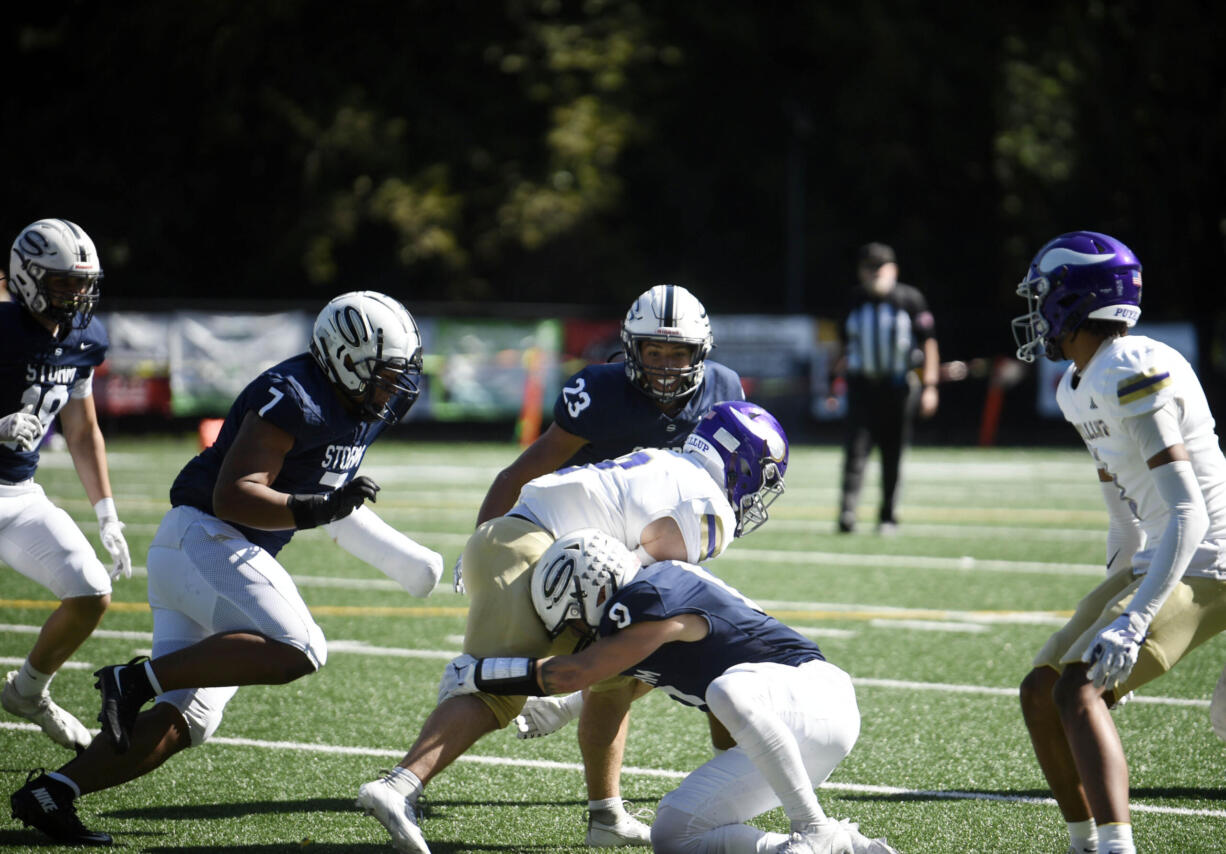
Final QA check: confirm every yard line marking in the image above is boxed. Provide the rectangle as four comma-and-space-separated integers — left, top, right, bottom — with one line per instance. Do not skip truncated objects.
0, 625, 1210, 709
731, 549, 1102, 576
0, 656, 93, 670
0, 621, 153, 640
3, 723, 1219, 818
869, 619, 989, 633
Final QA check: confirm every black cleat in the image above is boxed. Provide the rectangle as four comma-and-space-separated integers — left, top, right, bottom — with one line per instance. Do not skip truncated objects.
11, 769, 112, 846
94, 655, 154, 754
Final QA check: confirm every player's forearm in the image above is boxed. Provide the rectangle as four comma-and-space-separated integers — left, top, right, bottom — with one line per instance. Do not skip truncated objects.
475, 471, 524, 526
213, 479, 298, 530
1129, 460, 1208, 623
65, 425, 112, 505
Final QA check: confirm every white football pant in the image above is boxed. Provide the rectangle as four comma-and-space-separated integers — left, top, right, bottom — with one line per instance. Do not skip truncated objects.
145, 505, 326, 745
0, 480, 110, 598
651, 659, 860, 854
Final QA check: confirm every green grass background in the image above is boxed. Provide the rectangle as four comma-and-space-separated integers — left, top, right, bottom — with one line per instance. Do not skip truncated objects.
2, 438, 1224, 853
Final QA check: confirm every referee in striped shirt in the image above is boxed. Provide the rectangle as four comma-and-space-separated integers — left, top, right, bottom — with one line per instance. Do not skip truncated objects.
833, 242, 939, 534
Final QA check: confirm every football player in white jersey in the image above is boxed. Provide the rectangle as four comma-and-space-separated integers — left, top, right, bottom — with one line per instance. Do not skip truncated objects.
442, 530, 899, 854
0, 219, 132, 754
1013, 232, 1226, 854
357, 401, 788, 853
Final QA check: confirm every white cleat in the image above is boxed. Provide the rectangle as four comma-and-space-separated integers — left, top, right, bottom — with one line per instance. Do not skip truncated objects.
839, 819, 901, 854
356, 777, 431, 854
1068, 846, 1098, 854
586, 805, 653, 847
777, 821, 855, 854
2, 670, 92, 752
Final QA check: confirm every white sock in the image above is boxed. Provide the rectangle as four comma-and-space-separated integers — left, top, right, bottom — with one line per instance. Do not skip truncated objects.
14, 660, 53, 697
1068, 818, 1098, 852
1098, 823, 1134, 854
384, 767, 423, 803
588, 797, 627, 822
45, 771, 81, 798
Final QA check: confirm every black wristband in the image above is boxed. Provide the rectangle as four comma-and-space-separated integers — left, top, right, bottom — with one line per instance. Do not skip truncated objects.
473, 657, 546, 696
287, 493, 327, 529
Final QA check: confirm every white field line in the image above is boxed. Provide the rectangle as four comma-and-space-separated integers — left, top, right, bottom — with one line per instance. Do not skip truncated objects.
3, 623, 1203, 709
1, 721, 1220, 819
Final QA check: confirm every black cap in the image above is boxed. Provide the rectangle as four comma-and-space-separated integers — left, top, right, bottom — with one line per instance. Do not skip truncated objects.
857, 242, 896, 268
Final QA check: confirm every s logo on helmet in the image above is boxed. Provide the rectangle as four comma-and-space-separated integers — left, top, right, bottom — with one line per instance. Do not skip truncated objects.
542, 554, 576, 607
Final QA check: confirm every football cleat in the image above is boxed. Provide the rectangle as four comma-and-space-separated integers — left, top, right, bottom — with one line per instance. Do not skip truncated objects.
839, 819, 901, 854
2, 670, 92, 752
10, 769, 112, 846
356, 777, 431, 853
586, 803, 653, 847
94, 656, 154, 754
776, 821, 854, 854
1068, 845, 1098, 854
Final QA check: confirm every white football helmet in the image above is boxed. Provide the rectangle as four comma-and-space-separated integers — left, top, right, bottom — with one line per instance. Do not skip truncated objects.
531, 529, 642, 639
621, 284, 713, 403
8, 219, 102, 332
309, 291, 424, 424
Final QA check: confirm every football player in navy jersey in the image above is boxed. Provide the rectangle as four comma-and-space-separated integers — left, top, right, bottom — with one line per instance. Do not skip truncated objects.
0, 219, 132, 755
470, 283, 743, 542
11, 291, 442, 847
358, 402, 788, 853
441, 530, 901, 854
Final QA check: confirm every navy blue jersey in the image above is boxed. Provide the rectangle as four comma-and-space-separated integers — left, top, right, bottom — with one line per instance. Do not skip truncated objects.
169, 353, 386, 555
0, 303, 108, 481
553, 361, 744, 467
598, 561, 824, 710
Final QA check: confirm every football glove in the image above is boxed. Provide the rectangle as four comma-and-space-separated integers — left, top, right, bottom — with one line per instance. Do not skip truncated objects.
0, 410, 43, 451
1083, 612, 1148, 690
515, 691, 584, 739
452, 554, 465, 594
437, 654, 480, 704
288, 476, 379, 529
94, 498, 132, 581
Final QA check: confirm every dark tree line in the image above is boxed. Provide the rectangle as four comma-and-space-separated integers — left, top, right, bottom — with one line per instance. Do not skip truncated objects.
6, 0, 1225, 366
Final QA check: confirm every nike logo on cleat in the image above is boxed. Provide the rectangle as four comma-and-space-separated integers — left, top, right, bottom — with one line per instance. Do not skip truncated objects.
32, 788, 58, 812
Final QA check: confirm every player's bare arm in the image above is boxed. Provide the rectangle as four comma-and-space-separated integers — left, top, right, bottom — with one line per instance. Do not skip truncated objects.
58, 394, 112, 505
475, 422, 589, 525
637, 515, 688, 562
538, 614, 708, 695
212, 410, 294, 529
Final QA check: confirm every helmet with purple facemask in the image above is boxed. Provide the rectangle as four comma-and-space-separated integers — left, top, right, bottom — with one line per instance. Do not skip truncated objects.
1012, 231, 1142, 363
683, 401, 788, 537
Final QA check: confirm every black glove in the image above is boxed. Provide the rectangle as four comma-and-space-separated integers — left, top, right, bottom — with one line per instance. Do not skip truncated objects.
287, 476, 380, 529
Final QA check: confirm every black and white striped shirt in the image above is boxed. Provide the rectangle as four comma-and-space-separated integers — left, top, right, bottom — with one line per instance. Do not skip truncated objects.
842, 283, 935, 384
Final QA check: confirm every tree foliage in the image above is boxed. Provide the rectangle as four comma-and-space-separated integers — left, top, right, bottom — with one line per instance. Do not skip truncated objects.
5, 0, 1224, 337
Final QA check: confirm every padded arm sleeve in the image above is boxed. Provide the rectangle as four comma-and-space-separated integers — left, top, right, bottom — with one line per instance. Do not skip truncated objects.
324, 504, 443, 598
1126, 459, 1208, 626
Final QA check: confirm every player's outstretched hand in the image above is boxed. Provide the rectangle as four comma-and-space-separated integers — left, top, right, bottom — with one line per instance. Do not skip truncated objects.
288, 476, 380, 529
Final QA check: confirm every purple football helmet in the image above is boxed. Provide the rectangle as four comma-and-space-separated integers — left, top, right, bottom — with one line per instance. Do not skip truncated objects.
683, 401, 788, 537
1012, 231, 1142, 363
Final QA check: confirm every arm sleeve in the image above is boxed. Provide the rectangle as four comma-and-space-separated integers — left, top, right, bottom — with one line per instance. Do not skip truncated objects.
1125, 459, 1208, 626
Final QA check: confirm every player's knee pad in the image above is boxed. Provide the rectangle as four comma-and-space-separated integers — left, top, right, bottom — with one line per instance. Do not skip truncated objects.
704, 671, 758, 735
159, 685, 239, 747
650, 805, 703, 854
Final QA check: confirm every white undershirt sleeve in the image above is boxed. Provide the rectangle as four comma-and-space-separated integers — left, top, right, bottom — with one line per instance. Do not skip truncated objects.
1126, 459, 1208, 626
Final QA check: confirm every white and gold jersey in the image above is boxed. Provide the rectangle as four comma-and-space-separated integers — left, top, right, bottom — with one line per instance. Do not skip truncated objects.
1057, 334, 1226, 575
515, 448, 735, 564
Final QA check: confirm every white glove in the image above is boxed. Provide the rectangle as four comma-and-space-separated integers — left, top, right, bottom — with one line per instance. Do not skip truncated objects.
1083, 612, 1148, 690
0, 410, 44, 451
514, 691, 584, 739
94, 497, 132, 581
453, 554, 465, 594
437, 653, 480, 704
